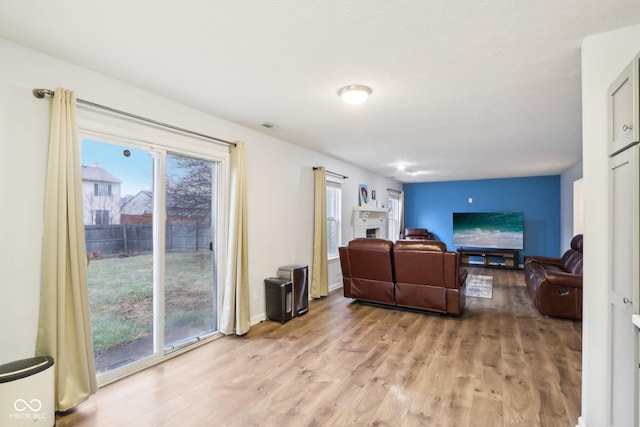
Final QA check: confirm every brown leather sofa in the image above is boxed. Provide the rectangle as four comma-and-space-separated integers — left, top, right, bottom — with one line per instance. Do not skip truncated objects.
399, 227, 435, 240
339, 238, 467, 315
524, 234, 583, 320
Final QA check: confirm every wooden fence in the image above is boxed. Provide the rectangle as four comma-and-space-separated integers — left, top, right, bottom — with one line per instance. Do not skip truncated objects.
85, 221, 211, 255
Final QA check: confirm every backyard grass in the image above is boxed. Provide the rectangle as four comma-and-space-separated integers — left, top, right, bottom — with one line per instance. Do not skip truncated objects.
87, 251, 215, 355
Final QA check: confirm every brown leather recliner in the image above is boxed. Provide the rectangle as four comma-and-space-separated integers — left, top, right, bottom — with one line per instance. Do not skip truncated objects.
393, 240, 467, 315
400, 228, 434, 240
339, 238, 395, 305
524, 234, 583, 319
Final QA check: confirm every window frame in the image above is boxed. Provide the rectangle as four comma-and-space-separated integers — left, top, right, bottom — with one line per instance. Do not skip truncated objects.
94, 183, 112, 197
94, 209, 110, 225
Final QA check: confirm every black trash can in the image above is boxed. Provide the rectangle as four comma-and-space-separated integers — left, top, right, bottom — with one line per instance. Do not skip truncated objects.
277, 264, 309, 316
0, 356, 54, 426
265, 277, 293, 323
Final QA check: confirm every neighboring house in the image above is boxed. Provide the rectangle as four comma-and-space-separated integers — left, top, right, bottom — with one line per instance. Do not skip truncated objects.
121, 190, 152, 215
120, 190, 153, 224
119, 191, 211, 224
82, 163, 122, 225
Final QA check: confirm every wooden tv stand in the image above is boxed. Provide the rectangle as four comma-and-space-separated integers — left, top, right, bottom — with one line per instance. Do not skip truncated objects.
458, 249, 519, 269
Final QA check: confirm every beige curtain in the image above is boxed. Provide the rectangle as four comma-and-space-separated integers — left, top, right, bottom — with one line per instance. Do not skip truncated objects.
399, 191, 405, 234
220, 141, 250, 335
311, 167, 328, 298
36, 88, 97, 411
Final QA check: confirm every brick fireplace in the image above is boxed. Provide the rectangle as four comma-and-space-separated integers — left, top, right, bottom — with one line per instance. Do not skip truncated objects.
353, 207, 387, 239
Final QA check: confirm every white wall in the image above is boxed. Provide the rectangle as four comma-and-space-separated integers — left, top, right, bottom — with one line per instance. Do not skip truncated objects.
580, 25, 640, 427
244, 134, 399, 324
560, 161, 582, 251
0, 38, 401, 364
573, 178, 584, 237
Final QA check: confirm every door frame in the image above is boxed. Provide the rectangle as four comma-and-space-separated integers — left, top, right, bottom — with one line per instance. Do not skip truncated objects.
79, 113, 230, 386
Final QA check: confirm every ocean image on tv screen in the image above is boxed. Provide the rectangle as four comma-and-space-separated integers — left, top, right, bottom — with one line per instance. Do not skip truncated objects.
452, 212, 524, 250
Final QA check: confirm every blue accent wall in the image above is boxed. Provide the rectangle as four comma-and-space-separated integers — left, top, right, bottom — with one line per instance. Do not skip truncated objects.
403, 176, 561, 263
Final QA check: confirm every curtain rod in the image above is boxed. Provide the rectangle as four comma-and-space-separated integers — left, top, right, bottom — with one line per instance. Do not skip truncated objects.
313, 167, 348, 179
387, 188, 402, 194
33, 88, 236, 147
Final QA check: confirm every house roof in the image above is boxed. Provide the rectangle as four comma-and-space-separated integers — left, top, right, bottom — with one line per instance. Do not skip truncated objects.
121, 190, 152, 209
82, 164, 122, 184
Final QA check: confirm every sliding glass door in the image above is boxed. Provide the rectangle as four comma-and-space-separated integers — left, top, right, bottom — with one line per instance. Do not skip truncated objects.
164, 154, 217, 350
82, 138, 220, 380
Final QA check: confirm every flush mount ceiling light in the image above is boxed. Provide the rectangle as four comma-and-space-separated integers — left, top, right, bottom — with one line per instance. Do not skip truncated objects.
337, 85, 372, 105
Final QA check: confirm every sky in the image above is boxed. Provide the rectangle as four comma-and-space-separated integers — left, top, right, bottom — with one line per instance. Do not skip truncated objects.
82, 138, 153, 196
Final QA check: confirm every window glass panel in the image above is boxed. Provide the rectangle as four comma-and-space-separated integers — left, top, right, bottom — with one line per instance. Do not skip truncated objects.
83, 140, 155, 374
95, 209, 111, 225
164, 154, 218, 350
326, 182, 341, 258
93, 182, 112, 196
388, 193, 400, 241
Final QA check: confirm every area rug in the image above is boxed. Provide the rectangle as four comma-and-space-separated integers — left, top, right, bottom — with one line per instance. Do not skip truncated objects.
466, 274, 493, 299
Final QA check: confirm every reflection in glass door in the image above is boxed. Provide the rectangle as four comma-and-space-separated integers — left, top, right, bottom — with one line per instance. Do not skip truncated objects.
164, 154, 217, 350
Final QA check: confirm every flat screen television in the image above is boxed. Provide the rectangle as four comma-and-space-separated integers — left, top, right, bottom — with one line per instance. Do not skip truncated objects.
452, 212, 524, 250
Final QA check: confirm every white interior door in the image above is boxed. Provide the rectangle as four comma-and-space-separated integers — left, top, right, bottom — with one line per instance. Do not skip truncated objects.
608, 144, 640, 427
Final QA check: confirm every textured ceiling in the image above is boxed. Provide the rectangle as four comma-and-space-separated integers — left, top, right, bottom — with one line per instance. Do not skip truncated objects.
1, 1, 639, 182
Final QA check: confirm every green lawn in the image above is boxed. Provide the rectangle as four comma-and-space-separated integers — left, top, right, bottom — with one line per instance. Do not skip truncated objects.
87, 251, 215, 354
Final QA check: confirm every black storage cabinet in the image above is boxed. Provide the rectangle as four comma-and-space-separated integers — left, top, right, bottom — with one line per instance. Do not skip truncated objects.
264, 277, 293, 323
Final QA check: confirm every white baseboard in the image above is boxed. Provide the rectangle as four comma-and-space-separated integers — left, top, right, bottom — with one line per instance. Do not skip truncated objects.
576, 416, 586, 427
250, 313, 266, 326
329, 281, 343, 293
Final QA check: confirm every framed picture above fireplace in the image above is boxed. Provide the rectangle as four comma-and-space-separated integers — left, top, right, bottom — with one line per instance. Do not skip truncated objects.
359, 184, 369, 206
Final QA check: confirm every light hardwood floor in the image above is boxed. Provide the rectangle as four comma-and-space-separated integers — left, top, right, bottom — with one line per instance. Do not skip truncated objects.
56, 267, 582, 427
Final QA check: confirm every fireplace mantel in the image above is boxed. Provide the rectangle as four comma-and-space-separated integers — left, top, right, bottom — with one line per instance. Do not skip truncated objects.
353, 206, 387, 239
353, 206, 387, 213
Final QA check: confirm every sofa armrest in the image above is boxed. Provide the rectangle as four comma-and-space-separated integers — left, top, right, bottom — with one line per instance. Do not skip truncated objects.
338, 247, 351, 278
544, 270, 583, 288
458, 268, 468, 286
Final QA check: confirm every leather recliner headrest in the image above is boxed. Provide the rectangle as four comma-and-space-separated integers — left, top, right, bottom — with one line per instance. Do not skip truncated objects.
348, 238, 394, 252
571, 234, 583, 253
403, 228, 430, 236
394, 240, 447, 253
